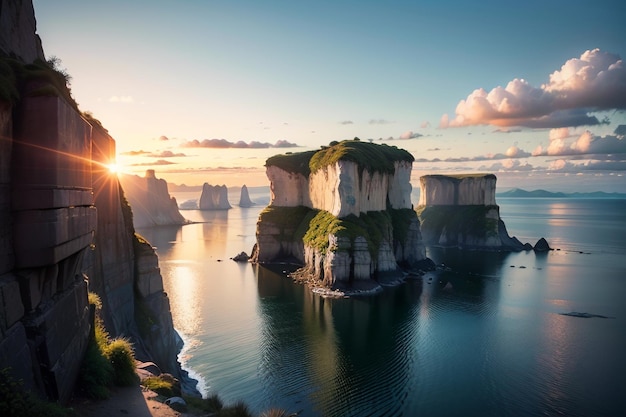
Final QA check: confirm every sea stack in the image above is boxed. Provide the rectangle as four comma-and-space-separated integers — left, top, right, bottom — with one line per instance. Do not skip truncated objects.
199, 183, 232, 210
238, 184, 254, 207
119, 170, 188, 228
252, 139, 430, 292
417, 174, 532, 250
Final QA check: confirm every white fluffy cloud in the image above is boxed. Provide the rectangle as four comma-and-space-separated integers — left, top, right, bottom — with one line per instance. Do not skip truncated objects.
399, 130, 422, 139
445, 49, 626, 129
533, 131, 626, 157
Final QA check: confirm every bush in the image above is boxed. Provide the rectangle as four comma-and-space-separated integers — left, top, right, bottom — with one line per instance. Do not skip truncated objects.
142, 375, 180, 398
104, 338, 137, 386
76, 292, 137, 398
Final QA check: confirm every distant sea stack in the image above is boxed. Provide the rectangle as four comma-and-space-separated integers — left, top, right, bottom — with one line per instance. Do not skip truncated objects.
199, 183, 232, 210
417, 174, 536, 250
238, 184, 254, 207
252, 139, 431, 293
119, 170, 188, 228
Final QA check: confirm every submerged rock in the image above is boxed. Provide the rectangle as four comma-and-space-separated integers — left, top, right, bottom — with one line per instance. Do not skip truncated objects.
232, 251, 250, 262
533, 237, 552, 252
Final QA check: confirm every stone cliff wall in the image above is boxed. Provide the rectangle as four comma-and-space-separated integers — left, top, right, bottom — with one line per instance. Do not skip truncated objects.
268, 159, 413, 217
417, 174, 528, 250
0, 91, 94, 403
418, 174, 497, 206
0, 0, 44, 63
0, 3, 193, 401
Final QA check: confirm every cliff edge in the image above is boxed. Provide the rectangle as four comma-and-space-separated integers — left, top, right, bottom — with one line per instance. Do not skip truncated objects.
252, 139, 430, 293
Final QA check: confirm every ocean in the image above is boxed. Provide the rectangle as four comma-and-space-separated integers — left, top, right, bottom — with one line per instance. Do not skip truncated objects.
137, 191, 626, 417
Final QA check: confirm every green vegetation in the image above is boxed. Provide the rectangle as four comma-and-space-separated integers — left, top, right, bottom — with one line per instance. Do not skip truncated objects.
0, 54, 77, 109
76, 293, 138, 399
265, 150, 317, 176
265, 139, 414, 177
0, 368, 77, 417
142, 374, 181, 398
416, 205, 499, 241
422, 173, 496, 181
310, 139, 414, 176
389, 208, 417, 245
260, 205, 416, 261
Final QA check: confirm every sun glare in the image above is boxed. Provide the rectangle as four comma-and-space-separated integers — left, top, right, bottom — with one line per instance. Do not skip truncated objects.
107, 163, 120, 174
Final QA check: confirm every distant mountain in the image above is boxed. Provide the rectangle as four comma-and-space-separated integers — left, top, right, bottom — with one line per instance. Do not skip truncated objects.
497, 188, 626, 198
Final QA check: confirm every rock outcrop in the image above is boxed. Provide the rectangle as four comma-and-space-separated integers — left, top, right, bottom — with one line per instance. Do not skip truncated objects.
0, 0, 44, 63
0, 3, 195, 403
238, 184, 254, 207
252, 140, 430, 291
417, 174, 533, 250
119, 170, 188, 228
199, 183, 232, 210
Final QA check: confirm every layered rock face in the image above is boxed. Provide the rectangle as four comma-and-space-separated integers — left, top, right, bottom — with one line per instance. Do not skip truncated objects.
252, 140, 429, 290
0, 3, 193, 402
417, 174, 529, 250
119, 170, 187, 228
199, 183, 232, 210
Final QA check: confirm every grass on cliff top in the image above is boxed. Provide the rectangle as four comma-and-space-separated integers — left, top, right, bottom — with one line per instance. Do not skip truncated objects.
421, 173, 497, 181
265, 150, 317, 176
265, 139, 414, 177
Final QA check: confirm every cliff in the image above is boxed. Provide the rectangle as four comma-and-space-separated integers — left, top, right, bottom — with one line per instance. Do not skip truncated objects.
416, 174, 531, 250
0, 2, 194, 403
119, 170, 188, 228
199, 183, 232, 210
252, 140, 430, 292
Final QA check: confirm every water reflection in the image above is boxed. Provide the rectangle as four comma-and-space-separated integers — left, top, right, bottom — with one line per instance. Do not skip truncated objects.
255, 264, 427, 416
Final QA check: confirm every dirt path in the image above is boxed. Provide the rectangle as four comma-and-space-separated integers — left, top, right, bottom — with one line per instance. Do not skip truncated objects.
71, 385, 188, 417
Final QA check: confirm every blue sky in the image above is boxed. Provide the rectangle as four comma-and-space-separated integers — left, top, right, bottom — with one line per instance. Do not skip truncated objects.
33, 0, 626, 191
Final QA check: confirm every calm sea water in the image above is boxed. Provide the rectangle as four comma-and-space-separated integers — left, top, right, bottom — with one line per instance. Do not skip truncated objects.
137, 193, 626, 417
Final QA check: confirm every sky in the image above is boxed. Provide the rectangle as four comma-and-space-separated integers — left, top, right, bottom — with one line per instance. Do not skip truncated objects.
32, 0, 626, 192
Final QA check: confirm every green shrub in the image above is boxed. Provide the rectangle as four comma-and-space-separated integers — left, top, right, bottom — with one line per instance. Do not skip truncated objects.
142, 375, 179, 398
76, 292, 137, 398
104, 338, 137, 386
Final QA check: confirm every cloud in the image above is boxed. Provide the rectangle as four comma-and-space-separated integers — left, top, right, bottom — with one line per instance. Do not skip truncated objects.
444, 49, 626, 129
533, 131, 626, 157
615, 125, 626, 136
147, 150, 187, 158
399, 130, 422, 140
420, 121, 431, 129
120, 150, 150, 156
109, 95, 134, 103
159, 135, 169, 141
439, 114, 449, 129
369, 119, 393, 125
549, 127, 571, 141
339, 120, 354, 125
130, 159, 176, 166
181, 139, 298, 148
